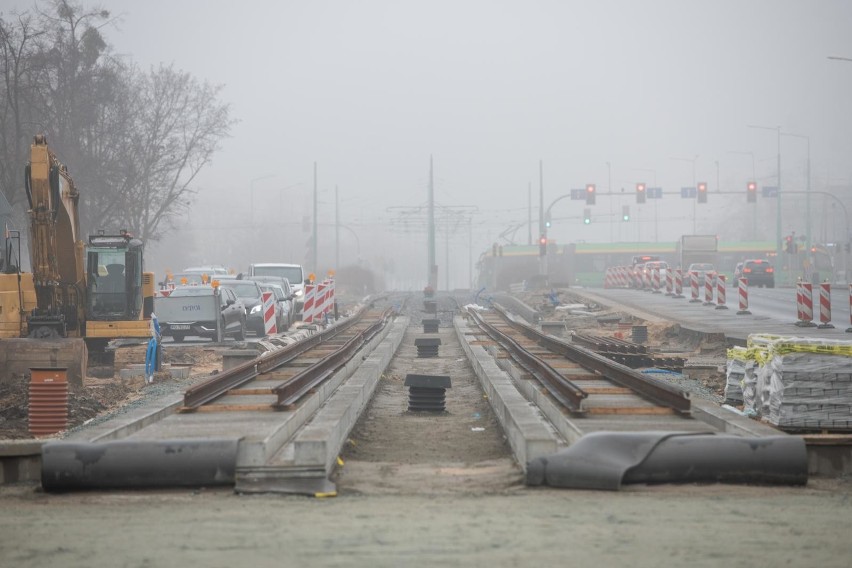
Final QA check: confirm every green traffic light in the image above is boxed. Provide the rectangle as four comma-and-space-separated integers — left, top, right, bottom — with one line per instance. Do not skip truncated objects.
584, 218, 590, 225
622, 215, 629, 221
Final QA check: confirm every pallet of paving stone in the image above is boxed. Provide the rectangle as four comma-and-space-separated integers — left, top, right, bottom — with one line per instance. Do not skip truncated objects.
725, 347, 747, 405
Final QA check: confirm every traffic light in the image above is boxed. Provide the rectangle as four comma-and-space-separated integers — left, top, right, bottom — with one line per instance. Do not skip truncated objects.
585, 184, 596, 205
545, 211, 551, 228
539, 235, 547, 256
636, 183, 646, 204
583, 208, 591, 224
747, 181, 757, 203
622, 205, 630, 221
785, 235, 795, 254
697, 182, 707, 203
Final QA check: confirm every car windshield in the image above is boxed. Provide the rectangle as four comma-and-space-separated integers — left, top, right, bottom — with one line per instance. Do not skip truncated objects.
221, 282, 260, 299
689, 263, 714, 271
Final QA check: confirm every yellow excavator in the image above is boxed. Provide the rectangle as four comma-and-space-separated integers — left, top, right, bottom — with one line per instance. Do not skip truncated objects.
0, 135, 155, 353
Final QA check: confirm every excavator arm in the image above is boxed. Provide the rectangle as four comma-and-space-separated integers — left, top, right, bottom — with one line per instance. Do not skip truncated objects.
24, 135, 86, 337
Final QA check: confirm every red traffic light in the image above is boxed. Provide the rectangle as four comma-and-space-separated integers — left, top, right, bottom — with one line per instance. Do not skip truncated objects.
697, 182, 707, 192
636, 183, 646, 192
539, 236, 547, 246
747, 182, 757, 191
586, 184, 596, 193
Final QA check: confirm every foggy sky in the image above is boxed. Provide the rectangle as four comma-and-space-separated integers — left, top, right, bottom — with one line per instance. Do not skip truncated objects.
6, 0, 852, 288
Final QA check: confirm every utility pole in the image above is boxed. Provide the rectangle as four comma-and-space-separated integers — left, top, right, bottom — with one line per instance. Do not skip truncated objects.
539, 160, 545, 276
427, 156, 437, 290
528, 182, 532, 246
335, 185, 340, 270
312, 162, 318, 275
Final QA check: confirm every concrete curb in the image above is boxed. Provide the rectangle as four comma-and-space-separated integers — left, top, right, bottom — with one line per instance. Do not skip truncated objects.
235, 316, 408, 490
454, 315, 563, 471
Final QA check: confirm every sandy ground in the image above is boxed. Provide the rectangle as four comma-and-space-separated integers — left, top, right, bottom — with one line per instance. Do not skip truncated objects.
1, 479, 851, 568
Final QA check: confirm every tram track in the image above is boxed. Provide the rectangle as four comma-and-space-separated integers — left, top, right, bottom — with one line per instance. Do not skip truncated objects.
182, 305, 394, 411
467, 303, 692, 423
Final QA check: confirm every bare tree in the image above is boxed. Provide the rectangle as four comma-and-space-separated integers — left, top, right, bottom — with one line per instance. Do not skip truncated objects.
0, 0, 233, 243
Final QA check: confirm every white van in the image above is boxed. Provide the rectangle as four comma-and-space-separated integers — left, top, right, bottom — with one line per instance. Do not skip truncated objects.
247, 263, 306, 316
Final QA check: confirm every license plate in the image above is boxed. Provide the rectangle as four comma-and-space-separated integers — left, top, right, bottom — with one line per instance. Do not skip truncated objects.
170, 324, 190, 331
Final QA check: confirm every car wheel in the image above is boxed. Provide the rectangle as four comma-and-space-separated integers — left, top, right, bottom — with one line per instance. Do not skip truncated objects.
172, 333, 185, 343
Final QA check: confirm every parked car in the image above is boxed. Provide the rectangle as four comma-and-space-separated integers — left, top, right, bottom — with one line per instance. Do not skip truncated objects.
687, 262, 715, 286
246, 263, 306, 317
739, 259, 775, 288
733, 262, 745, 282
156, 285, 245, 342
258, 283, 292, 332
183, 265, 230, 276
643, 260, 669, 284
217, 278, 267, 336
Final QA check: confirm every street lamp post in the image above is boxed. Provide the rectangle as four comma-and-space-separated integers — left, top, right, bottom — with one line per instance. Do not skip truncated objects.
747, 125, 783, 273
784, 132, 811, 252
728, 150, 757, 239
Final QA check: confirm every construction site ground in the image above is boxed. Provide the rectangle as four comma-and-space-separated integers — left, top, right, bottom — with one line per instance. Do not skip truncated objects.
1, 294, 851, 566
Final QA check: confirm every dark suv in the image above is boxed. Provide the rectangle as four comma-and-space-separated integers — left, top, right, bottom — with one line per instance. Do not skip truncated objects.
217, 278, 267, 336
740, 259, 775, 288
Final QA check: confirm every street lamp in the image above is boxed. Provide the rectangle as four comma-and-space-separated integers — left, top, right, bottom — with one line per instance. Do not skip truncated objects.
747, 124, 783, 267
728, 151, 758, 239
783, 132, 811, 253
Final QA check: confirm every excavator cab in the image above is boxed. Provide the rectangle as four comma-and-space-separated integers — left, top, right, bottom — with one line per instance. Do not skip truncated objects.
86, 231, 144, 321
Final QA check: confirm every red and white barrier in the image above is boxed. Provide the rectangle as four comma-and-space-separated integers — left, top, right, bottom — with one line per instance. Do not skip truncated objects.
674, 269, 684, 298
848, 284, 852, 333
262, 291, 277, 335
604, 268, 615, 289
689, 271, 701, 302
302, 284, 317, 323
665, 270, 674, 296
796, 282, 804, 322
736, 277, 751, 315
715, 274, 728, 309
651, 268, 661, 293
797, 282, 815, 327
618, 266, 630, 288
320, 280, 335, 317
703, 272, 715, 305
818, 282, 834, 329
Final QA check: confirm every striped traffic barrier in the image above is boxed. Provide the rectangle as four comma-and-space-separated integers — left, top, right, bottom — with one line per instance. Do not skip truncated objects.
674, 268, 684, 298
322, 280, 335, 318
736, 277, 751, 315
703, 272, 715, 306
604, 268, 615, 289
689, 271, 701, 303
847, 284, 852, 333
316, 282, 328, 321
302, 284, 317, 323
665, 270, 674, 296
652, 268, 662, 294
262, 290, 277, 335
618, 266, 630, 288
795, 281, 804, 323
715, 274, 728, 310
818, 282, 834, 329
642, 269, 652, 291
797, 282, 816, 327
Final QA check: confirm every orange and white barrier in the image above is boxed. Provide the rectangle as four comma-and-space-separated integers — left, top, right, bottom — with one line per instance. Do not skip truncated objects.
665, 270, 674, 296
604, 268, 615, 289
818, 282, 834, 329
715, 274, 728, 309
262, 291, 277, 335
736, 277, 751, 315
674, 269, 684, 298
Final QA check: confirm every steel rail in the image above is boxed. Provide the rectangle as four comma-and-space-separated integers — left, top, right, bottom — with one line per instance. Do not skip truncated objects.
467, 307, 588, 415
274, 309, 392, 407
182, 306, 370, 409
493, 304, 691, 415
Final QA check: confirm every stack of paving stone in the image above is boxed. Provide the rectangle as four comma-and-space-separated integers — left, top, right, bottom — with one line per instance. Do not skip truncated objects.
742, 334, 777, 417
724, 347, 747, 406
766, 337, 852, 431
